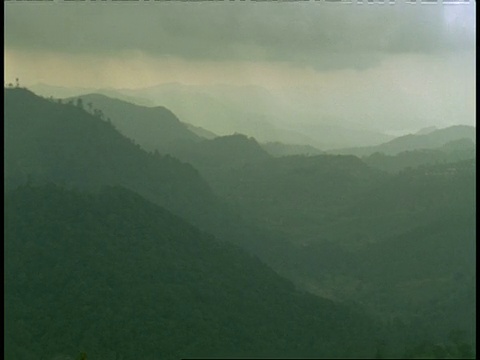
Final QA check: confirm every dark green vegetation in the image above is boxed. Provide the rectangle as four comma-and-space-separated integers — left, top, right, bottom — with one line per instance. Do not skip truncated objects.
4, 87, 227, 232
4, 87, 476, 358
171, 134, 272, 190
5, 184, 378, 360
4, 88, 297, 262
205, 155, 476, 354
174, 133, 271, 170
209, 154, 387, 242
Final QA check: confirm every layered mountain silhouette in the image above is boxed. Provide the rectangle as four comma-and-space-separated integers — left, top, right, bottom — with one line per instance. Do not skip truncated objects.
262, 141, 324, 157
4, 87, 476, 359
34, 82, 396, 149
71, 93, 204, 153
331, 125, 475, 157
169, 134, 272, 190
4, 88, 294, 262
113, 83, 395, 149
30, 82, 156, 107
4, 88, 215, 226
362, 138, 475, 173
174, 133, 271, 168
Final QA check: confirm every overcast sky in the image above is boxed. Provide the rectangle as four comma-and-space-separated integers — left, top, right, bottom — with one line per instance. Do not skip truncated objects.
4, 0, 476, 133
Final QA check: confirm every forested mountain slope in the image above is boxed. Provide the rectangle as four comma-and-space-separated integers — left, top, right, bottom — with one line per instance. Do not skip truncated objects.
4, 87, 475, 358
4, 88, 214, 225
4, 184, 379, 360
4, 88, 300, 264
72, 93, 203, 153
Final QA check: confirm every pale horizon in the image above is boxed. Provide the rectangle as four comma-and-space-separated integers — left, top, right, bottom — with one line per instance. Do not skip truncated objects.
5, 0, 476, 136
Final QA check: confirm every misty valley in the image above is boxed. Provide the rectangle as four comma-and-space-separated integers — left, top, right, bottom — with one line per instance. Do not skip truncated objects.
4, 86, 476, 360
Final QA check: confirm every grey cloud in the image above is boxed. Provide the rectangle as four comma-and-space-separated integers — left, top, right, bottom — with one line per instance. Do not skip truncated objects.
4, 1, 475, 70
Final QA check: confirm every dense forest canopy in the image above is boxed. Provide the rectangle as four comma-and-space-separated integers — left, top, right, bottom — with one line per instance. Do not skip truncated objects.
4, 87, 476, 359
5, 184, 379, 359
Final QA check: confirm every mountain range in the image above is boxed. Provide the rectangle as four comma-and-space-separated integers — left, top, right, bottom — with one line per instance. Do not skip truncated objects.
32, 82, 397, 149
71, 93, 204, 154
362, 138, 475, 173
4, 86, 476, 359
330, 125, 475, 157
4, 88, 215, 226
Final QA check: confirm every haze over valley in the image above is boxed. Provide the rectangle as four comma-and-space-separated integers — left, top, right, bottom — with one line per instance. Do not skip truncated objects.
4, 1, 476, 359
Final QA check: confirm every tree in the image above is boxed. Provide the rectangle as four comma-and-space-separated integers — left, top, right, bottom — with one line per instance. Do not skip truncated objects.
93, 109, 104, 120
76, 98, 84, 109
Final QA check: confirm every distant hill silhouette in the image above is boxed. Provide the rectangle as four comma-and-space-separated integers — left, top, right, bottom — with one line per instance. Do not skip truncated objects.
331, 125, 475, 157
415, 126, 438, 135
30, 82, 156, 107
184, 122, 218, 139
175, 133, 270, 168
71, 93, 203, 153
262, 141, 324, 157
110, 82, 394, 148
5, 87, 475, 359
160, 134, 272, 198
363, 138, 475, 173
